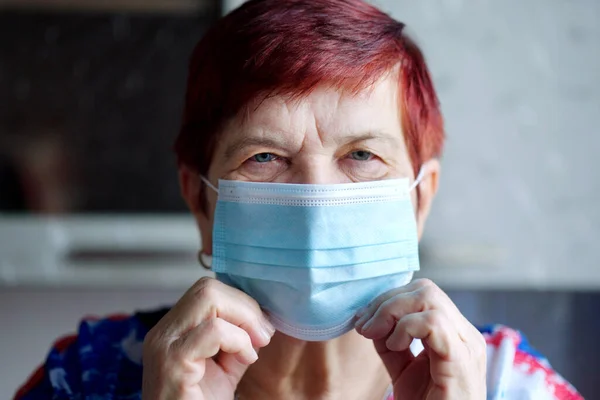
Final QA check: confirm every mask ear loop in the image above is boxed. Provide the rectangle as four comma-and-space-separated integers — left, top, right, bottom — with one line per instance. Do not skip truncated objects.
199, 175, 219, 193
197, 175, 217, 270
408, 167, 426, 192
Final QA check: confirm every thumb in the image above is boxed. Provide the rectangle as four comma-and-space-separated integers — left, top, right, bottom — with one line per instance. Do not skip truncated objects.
374, 338, 415, 381
214, 351, 252, 384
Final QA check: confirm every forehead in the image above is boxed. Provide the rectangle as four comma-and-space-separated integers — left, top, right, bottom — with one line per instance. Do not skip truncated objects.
226, 72, 403, 141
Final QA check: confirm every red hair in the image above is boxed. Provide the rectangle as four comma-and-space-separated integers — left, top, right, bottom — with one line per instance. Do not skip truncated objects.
175, 0, 444, 176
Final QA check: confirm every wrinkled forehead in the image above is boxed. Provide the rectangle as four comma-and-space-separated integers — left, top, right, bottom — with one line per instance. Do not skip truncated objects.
226, 71, 403, 141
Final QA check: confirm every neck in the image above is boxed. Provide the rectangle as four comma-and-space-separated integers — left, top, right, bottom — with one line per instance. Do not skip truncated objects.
236, 330, 391, 400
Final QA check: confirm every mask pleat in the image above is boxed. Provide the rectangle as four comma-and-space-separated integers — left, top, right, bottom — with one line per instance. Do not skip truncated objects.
211, 178, 420, 341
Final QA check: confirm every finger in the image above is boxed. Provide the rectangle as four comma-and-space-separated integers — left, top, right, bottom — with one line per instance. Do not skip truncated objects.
357, 281, 459, 340
384, 318, 414, 353
357, 288, 433, 340
355, 279, 439, 330
387, 310, 459, 360
170, 317, 259, 367
215, 350, 255, 381
373, 338, 415, 380
160, 277, 275, 348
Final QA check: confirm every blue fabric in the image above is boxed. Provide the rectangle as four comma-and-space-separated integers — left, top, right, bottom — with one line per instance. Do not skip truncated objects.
17, 315, 147, 400
214, 202, 416, 250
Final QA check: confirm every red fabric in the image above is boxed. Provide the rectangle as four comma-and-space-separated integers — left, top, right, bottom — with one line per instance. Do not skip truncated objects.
513, 351, 583, 400
82, 313, 129, 322
13, 364, 45, 400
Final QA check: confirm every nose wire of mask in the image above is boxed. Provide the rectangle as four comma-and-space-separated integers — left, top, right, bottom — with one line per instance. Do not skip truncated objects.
199, 171, 424, 341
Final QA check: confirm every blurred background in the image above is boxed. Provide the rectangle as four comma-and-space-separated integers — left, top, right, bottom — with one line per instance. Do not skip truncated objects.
0, 0, 598, 397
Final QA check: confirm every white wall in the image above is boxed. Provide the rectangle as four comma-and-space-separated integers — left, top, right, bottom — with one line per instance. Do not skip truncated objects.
372, 0, 599, 282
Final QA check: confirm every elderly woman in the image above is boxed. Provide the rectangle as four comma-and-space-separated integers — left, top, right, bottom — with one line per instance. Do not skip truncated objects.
16, 1, 581, 399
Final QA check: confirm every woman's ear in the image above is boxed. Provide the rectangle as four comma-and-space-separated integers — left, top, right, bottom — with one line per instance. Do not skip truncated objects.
179, 165, 213, 255
415, 159, 440, 240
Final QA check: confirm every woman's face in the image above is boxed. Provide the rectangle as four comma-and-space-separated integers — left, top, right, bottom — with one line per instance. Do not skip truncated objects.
180, 73, 440, 253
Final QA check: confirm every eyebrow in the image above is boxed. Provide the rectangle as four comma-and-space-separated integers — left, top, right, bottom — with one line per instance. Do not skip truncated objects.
336, 131, 400, 146
223, 130, 399, 160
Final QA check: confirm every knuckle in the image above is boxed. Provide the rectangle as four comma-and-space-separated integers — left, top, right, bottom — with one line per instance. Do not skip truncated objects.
414, 286, 432, 306
144, 326, 159, 345
143, 326, 164, 354
415, 283, 442, 309
425, 310, 445, 327
412, 278, 435, 289
237, 295, 267, 326
243, 294, 262, 315
191, 277, 221, 301
380, 297, 397, 314
422, 283, 440, 301
194, 275, 218, 291
379, 295, 406, 319
475, 332, 487, 356
204, 316, 224, 335
169, 343, 188, 365
369, 292, 388, 308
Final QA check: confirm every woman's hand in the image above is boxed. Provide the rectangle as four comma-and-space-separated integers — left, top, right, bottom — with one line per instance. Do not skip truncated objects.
142, 277, 275, 400
355, 279, 486, 400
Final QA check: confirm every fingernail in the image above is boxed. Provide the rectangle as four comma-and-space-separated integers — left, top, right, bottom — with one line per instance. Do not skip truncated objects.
260, 323, 275, 341
249, 348, 259, 363
355, 307, 368, 318
263, 319, 276, 335
354, 313, 370, 329
362, 319, 374, 333
385, 336, 396, 351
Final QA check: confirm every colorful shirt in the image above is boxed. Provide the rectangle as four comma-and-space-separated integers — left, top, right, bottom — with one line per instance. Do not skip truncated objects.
14, 308, 583, 400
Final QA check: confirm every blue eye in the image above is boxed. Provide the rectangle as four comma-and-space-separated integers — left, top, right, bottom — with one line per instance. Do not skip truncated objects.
252, 153, 277, 163
349, 150, 373, 161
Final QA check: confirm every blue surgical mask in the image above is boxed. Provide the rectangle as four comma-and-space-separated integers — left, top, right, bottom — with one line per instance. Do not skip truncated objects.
201, 174, 423, 341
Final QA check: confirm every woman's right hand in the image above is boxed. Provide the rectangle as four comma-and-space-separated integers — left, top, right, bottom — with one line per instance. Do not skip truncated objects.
142, 277, 275, 400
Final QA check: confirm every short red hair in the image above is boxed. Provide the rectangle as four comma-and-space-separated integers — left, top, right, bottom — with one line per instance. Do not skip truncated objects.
175, 0, 444, 176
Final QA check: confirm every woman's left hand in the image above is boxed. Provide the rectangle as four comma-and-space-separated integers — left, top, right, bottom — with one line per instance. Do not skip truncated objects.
355, 278, 487, 400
